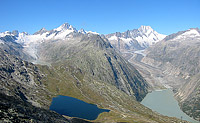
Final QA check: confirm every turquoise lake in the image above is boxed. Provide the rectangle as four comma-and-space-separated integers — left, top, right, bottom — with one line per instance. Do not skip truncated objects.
141, 89, 199, 123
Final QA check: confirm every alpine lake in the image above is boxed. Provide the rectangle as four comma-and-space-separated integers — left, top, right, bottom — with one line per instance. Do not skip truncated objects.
50, 89, 199, 122
50, 95, 110, 120
141, 89, 199, 123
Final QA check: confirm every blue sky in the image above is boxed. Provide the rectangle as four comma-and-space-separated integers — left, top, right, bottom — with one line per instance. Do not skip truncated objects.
0, 0, 199, 35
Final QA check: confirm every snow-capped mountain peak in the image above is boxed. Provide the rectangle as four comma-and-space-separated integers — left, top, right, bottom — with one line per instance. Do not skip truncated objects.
86, 31, 99, 35
106, 25, 166, 52
135, 26, 166, 46
0, 31, 14, 37
0, 30, 21, 37
78, 28, 86, 34
1, 23, 99, 59
138, 25, 154, 34
55, 23, 77, 32
183, 28, 200, 36
34, 28, 48, 35
174, 28, 200, 40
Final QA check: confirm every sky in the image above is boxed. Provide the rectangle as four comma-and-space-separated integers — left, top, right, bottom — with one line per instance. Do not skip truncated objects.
0, 0, 199, 35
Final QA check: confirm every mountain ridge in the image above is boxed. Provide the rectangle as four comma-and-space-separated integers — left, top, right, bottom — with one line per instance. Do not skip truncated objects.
105, 25, 166, 53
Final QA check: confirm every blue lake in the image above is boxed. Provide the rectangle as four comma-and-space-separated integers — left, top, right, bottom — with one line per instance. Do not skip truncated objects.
141, 89, 199, 123
50, 95, 110, 120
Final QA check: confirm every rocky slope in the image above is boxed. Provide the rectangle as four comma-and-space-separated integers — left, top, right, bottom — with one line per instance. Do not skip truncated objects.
176, 73, 200, 121
106, 26, 166, 53
0, 48, 69, 122
0, 48, 50, 108
142, 28, 200, 121
37, 33, 149, 101
0, 47, 93, 123
0, 34, 34, 61
0, 92, 69, 123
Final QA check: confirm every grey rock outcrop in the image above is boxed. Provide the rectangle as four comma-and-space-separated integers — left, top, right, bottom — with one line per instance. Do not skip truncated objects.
0, 92, 69, 123
0, 48, 50, 108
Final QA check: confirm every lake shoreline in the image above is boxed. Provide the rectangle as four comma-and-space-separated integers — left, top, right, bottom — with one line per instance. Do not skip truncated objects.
141, 89, 199, 123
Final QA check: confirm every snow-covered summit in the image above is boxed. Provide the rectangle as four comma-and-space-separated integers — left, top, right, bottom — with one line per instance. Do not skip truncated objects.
78, 28, 86, 34
78, 28, 99, 35
138, 25, 154, 34
0, 30, 21, 38
0, 31, 14, 37
86, 31, 99, 35
32, 23, 78, 39
34, 28, 48, 35
136, 25, 166, 46
54, 23, 77, 32
106, 26, 166, 51
174, 28, 200, 40
0, 23, 100, 59
12, 23, 78, 59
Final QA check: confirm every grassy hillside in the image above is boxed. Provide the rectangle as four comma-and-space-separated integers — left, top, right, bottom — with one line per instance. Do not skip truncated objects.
38, 64, 184, 123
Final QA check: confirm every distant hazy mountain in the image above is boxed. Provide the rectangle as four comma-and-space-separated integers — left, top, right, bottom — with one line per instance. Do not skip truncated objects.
142, 28, 200, 121
106, 26, 166, 53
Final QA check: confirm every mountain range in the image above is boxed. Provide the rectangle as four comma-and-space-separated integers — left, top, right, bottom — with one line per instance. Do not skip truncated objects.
0, 23, 97, 60
0, 24, 166, 60
0, 23, 199, 122
106, 25, 166, 53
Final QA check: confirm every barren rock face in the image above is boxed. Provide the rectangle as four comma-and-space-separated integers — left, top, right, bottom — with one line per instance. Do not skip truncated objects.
0, 49, 50, 107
